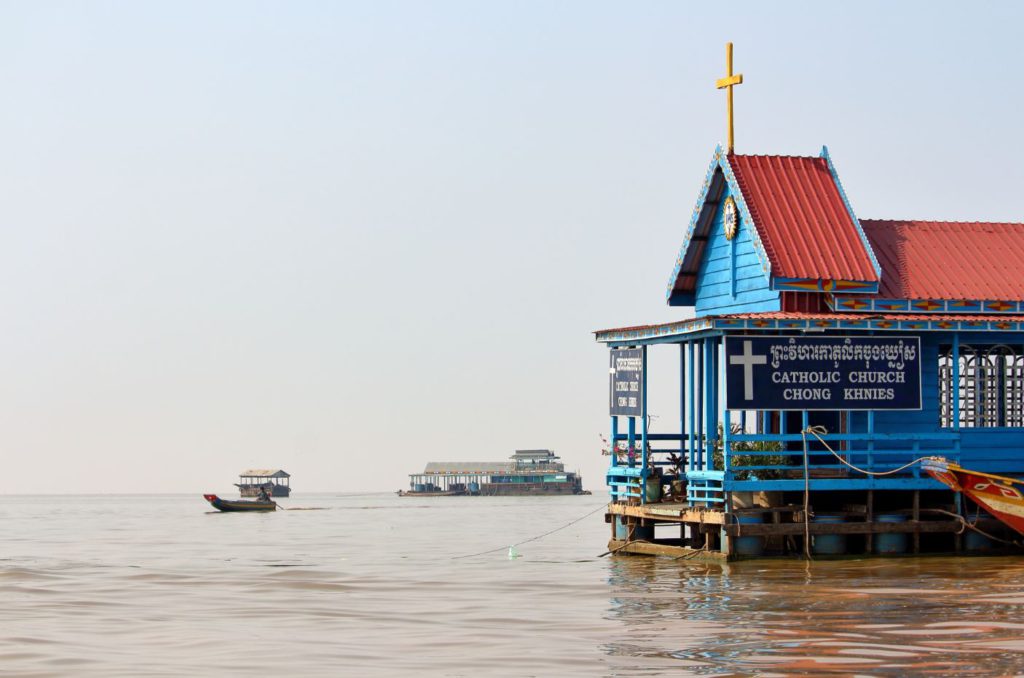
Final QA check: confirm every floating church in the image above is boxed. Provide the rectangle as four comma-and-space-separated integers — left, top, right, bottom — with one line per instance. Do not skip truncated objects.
598, 44, 1024, 559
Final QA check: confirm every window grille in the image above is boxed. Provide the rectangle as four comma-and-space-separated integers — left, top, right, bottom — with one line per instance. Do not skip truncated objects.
940, 344, 1024, 428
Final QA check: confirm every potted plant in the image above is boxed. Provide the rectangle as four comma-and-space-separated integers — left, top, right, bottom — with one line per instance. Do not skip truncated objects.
667, 451, 686, 500
713, 423, 788, 481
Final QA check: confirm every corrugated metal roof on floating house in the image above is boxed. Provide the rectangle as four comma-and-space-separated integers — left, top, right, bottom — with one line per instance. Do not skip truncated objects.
512, 449, 558, 458
861, 220, 1024, 301
423, 462, 514, 475
728, 154, 879, 283
240, 469, 290, 478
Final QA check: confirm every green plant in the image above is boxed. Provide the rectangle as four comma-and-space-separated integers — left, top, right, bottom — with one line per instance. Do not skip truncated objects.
712, 423, 789, 480
666, 451, 683, 478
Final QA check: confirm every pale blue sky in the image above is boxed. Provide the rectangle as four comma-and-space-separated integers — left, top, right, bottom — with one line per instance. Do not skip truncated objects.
3, 2, 1024, 493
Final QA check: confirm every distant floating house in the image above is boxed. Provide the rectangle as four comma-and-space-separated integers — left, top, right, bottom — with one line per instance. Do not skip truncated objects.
401, 450, 586, 496
236, 469, 291, 498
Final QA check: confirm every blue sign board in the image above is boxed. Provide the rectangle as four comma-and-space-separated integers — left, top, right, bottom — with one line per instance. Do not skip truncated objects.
724, 336, 922, 411
609, 348, 644, 417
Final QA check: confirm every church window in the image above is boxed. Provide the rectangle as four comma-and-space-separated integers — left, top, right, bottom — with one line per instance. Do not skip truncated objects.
939, 344, 1024, 427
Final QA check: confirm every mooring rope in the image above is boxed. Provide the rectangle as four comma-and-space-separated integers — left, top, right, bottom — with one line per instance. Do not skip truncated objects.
450, 503, 608, 560
802, 425, 936, 476
924, 508, 1023, 547
801, 428, 813, 560
801, 425, 1024, 550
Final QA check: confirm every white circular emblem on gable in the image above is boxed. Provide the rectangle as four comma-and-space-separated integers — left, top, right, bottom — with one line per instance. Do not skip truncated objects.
723, 196, 738, 240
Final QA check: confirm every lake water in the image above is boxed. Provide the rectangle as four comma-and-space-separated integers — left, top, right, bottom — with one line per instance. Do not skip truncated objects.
5, 493, 1024, 676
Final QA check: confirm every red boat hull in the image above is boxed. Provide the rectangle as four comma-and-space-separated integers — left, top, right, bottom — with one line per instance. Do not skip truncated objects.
923, 458, 1024, 536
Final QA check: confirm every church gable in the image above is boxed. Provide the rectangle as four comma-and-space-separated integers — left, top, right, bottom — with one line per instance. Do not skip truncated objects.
667, 147, 880, 309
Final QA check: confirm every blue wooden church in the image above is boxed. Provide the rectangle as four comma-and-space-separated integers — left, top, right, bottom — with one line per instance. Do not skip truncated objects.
597, 45, 1024, 559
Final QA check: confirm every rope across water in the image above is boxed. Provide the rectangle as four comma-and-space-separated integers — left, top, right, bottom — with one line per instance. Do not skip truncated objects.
450, 503, 608, 560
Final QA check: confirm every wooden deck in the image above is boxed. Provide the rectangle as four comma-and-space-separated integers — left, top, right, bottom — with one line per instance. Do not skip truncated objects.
605, 499, 1017, 560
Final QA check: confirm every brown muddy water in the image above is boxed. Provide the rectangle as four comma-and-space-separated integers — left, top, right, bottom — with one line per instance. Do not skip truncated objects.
4, 493, 1024, 676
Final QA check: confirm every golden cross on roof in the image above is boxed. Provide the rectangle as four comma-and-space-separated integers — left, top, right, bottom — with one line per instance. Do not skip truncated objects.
715, 42, 744, 154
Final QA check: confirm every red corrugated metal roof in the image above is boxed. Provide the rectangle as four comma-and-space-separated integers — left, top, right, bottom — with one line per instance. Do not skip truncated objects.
729, 154, 879, 282
861, 220, 1024, 301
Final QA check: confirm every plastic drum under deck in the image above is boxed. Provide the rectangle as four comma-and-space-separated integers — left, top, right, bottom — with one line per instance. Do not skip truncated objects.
874, 514, 909, 554
614, 516, 653, 541
732, 513, 764, 557
811, 514, 847, 555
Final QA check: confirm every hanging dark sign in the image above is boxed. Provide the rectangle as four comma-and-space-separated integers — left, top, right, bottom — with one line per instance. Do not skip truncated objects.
724, 336, 922, 411
609, 348, 644, 417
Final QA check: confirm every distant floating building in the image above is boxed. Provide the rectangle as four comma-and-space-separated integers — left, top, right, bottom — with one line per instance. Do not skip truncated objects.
400, 450, 586, 496
236, 469, 291, 497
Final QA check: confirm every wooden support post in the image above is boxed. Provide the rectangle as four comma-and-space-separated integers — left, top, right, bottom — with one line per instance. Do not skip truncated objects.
641, 345, 649, 493
953, 333, 961, 429
954, 492, 963, 553
688, 341, 696, 473
913, 490, 921, 554
680, 342, 687, 476
866, 490, 874, 554
696, 342, 703, 471
772, 510, 781, 555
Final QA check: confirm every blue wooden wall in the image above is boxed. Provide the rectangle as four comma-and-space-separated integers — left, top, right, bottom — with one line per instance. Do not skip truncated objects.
854, 331, 1024, 473
694, 181, 780, 317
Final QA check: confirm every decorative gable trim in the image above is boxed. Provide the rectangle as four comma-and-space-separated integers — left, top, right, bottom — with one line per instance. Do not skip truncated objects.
666, 147, 774, 305
820, 146, 883, 280
772, 278, 879, 293
829, 295, 1024, 314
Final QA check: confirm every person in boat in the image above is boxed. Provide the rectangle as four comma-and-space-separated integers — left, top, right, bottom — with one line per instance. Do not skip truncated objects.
257, 485, 271, 502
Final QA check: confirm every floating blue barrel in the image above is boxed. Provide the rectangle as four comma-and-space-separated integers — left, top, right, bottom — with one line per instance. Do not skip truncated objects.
732, 513, 764, 557
874, 514, 908, 554
468, 482, 480, 494
965, 529, 994, 552
413, 483, 426, 492
811, 514, 847, 555
614, 516, 653, 540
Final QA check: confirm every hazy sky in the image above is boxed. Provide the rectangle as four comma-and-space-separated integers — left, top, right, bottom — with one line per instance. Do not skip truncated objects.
5, 1, 1024, 494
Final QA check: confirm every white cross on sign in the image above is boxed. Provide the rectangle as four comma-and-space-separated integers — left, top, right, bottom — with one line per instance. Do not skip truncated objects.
729, 340, 766, 400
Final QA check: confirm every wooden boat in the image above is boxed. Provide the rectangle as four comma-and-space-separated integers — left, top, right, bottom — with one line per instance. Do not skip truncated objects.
203, 493, 276, 512
922, 458, 1024, 536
